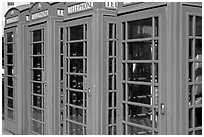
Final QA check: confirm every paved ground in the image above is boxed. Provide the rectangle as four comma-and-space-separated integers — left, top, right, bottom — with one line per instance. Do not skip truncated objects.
2, 119, 14, 135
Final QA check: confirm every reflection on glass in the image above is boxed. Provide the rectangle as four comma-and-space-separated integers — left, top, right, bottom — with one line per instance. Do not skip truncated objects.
7, 77, 13, 86
70, 42, 83, 56
189, 15, 193, 36
33, 95, 42, 108
154, 17, 159, 37
70, 59, 83, 73
33, 30, 42, 42
33, 108, 42, 121
128, 18, 152, 39
128, 41, 152, 60
69, 106, 83, 123
7, 44, 13, 53
154, 109, 158, 128
109, 24, 113, 39
32, 120, 42, 134
189, 108, 193, 128
7, 109, 14, 120
7, 87, 13, 97
70, 75, 83, 90
127, 125, 152, 135
195, 62, 202, 82
33, 43, 42, 55
7, 98, 13, 108
189, 85, 193, 105
33, 70, 42, 81
7, 32, 14, 42
189, 62, 193, 82
195, 130, 202, 135
7, 55, 13, 64
69, 91, 83, 106
154, 86, 158, 106
128, 84, 151, 104
195, 84, 202, 105
195, 107, 202, 127
195, 39, 202, 59
69, 122, 83, 135
154, 40, 158, 60
154, 63, 158, 83
33, 57, 42, 68
196, 16, 202, 36
128, 104, 152, 127
70, 25, 83, 40
7, 66, 14, 75
128, 63, 152, 82
33, 83, 42, 94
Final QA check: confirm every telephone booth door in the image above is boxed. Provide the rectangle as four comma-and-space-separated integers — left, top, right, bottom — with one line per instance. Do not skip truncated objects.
117, 6, 167, 135
27, 23, 47, 134
64, 17, 92, 135
4, 27, 18, 134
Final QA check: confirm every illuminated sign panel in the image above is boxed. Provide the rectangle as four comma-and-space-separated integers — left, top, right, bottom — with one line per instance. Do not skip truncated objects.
68, 2, 93, 14
6, 16, 18, 24
32, 10, 48, 20
105, 2, 118, 9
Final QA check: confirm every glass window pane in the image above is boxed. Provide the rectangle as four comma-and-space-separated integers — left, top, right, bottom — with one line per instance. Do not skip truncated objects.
128, 104, 152, 127
109, 24, 113, 39
109, 58, 113, 73
7, 76, 13, 86
108, 109, 112, 124
69, 107, 83, 123
33, 82, 43, 95
7, 44, 13, 53
7, 109, 14, 120
7, 55, 13, 64
70, 25, 83, 40
128, 18, 152, 39
122, 22, 126, 40
154, 17, 159, 37
33, 43, 42, 55
189, 85, 193, 106
189, 39, 193, 59
189, 15, 193, 36
33, 57, 42, 68
33, 30, 42, 42
70, 59, 83, 73
69, 90, 83, 107
154, 40, 158, 60
195, 62, 202, 82
7, 32, 14, 42
109, 75, 113, 90
60, 28, 63, 40
195, 84, 202, 105
32, 120, 43, 134
7, 87, 13, 97
70, 75, 83, 90
196, 16, 202, 36
7, 98, 14, 108
128, 41, 152, 60
7, 66, 14, 75
127, 125, 152, 135
195, 107, 202, 127
69, 122, 83, 135
195, 130, 202, 135
195, 39, 202, 59
70, 42, 83, 56
189, 62, 193, 82
109, 92, 112, 107
109, 41, 113, 56
33, 70, 42, 81
32, 107, 42, 121
189, 108, 193, 128
128, 84, 152, 105
33, 95, 42, 108
128, 63, 152, 82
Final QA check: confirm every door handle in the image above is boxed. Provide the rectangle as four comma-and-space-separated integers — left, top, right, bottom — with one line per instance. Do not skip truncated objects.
160, 103, 165, 115
88, 88, 91, 97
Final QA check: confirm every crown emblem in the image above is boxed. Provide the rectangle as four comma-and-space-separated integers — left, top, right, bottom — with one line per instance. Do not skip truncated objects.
37, 3, 41, 10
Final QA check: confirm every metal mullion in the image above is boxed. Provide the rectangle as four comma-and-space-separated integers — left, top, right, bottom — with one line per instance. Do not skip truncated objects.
126, 37, 153, 43
7, 96, 14, 100
6, 105, 15, 111
5, 53, 15, 55
125, 60, 158, 63
30, 80, 44, 84
30, 41, 44, 44
31, 68, 44, 70
125, 121, 157, 132
69, 56, 84, 59
68, 72, 84, 76
126, 81, 159, 86
5, 74, 15, 78
30, 54, 45, 57
5, 64, 14, 67
69, 119, 85, 127
125, 101, 153, 109
31, 105, 44, 111
30, 118, 44, 124
69, 103, 84, 110
31, 93, 44, 97
69, 39, 84, 43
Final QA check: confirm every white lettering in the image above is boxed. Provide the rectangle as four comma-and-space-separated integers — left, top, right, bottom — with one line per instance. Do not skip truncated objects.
105, 2, 117, 9
68, 2, 93, 14
6, 16, 18, 24
32, 10, 48, 20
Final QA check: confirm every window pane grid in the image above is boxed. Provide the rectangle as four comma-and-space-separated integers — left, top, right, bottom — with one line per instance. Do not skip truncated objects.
188, 15, 202, 135
65, 24, 88, 135
121, 16, 159, 135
